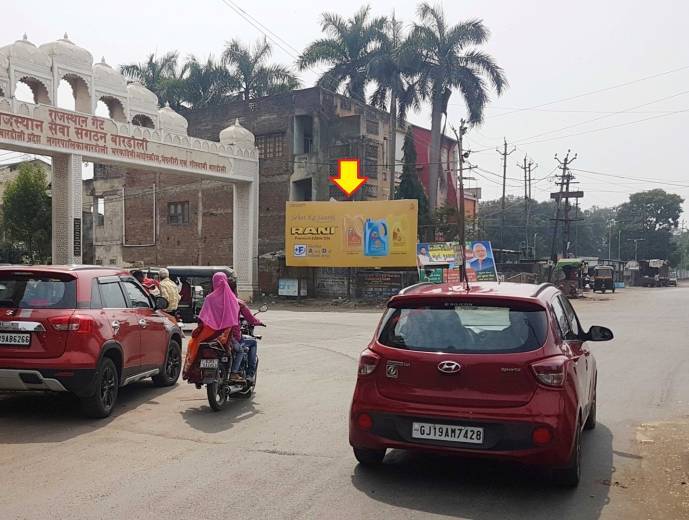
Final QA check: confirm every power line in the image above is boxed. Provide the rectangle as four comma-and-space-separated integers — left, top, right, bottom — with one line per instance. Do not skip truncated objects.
570, 167, 689, 189
514, 89, 689, 144
468, 64, 689, 118
516, 108, 689, 147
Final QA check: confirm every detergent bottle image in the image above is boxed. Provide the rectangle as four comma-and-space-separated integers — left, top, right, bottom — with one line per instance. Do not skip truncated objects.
364, 218, 389, 257
390, 215, 408, 254
343, 215, 364, 253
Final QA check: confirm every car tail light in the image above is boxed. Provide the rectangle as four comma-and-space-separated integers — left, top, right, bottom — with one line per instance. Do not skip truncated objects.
531, 356, 568, 387
358, 350, 380, 376
532, 426, 553, 445
357, 413, 373, 431
48, 315, 94, 334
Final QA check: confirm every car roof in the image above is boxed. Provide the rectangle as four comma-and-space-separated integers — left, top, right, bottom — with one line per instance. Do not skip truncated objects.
0, 265, 128, 276
394, 281, 559, 303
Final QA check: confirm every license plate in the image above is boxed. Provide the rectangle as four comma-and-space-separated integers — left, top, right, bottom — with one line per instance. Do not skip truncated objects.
411, 422, 484, 444
199, 359, 218, 369
0, 333, 31, 346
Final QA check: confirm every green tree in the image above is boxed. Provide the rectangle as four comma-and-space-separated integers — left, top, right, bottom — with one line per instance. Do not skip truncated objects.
616, 189, 684, 260
2, 163, 51, 262
182, 55, 237, 109
297, 5, 386, 102
223, 38, 301, 101
396, 127, 428, 238
368, 13, 423, 199
120, 51, 187, 109
405, 3, 507, 216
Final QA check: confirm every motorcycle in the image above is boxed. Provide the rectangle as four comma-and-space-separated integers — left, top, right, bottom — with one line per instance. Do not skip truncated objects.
189, 304, 267, 412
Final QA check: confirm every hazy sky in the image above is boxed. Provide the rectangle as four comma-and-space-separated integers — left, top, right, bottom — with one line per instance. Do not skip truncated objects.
3, 0, 689, 216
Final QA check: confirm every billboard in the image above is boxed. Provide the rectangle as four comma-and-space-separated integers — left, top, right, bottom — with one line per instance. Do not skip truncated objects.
285, 200, 418, 267
417, 240, 498, 283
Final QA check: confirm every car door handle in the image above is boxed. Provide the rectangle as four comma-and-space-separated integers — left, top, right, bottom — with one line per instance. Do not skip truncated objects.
138, 319, 148, 328
111, 320, 120, 333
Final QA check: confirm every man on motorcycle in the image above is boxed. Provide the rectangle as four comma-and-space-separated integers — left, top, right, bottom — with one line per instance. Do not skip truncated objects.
228, 278, 264, 383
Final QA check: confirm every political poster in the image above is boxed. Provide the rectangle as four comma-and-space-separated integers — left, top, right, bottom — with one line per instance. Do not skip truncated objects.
417, 240, 499, 283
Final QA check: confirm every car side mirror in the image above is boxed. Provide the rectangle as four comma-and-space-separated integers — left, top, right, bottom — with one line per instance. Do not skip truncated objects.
586, 325, 614, 342
154, 296, 169, 310
257, 304, 268, 313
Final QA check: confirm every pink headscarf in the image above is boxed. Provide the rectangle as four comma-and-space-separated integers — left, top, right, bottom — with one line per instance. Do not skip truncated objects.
198, 272, 240, 331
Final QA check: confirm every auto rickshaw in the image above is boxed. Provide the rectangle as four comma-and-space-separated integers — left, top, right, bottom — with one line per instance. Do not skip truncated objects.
167, 266, 237, 325
553, 259, 586, 298
592, 265, 615, 294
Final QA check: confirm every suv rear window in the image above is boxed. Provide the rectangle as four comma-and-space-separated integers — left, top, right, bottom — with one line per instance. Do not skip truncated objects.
378, 301, 548, 354
0, 274, 77, 309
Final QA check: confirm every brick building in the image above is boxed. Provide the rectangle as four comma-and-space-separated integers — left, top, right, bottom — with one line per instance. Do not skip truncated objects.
185, 87, 393, 255
91, 87, 394, 266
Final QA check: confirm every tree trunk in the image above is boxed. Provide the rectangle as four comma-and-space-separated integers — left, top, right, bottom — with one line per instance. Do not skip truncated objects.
388, 93, 398, 200
428, 93, 443, 218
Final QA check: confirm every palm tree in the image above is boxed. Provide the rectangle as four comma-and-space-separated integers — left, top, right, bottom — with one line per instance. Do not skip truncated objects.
182, 55, 237, 109
368, 13, 423, 199
297, 6, 386, 103
120, 51, 187, 109
406, 3, 507, 214
222, 38, 300, 101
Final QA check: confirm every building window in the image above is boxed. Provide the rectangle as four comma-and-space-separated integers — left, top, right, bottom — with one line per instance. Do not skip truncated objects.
366, 119, 379, 135
168, 201, 190, 225
255, 133, 285, 159
96, 197, 105, 226
340, 98, 352, 111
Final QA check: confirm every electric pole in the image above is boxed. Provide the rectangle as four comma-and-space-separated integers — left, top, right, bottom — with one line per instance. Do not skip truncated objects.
548, 151, 583, 276
452, 121, 477, 282
496, 139, 516, 262
517, 156, 537, 258
628, 238, 645, 261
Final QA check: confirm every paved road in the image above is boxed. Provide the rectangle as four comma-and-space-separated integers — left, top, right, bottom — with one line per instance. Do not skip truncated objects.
1, 286, 688, 519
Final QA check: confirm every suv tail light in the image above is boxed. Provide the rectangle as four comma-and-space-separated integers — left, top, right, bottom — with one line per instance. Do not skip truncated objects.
531, 356, 568, 387
48, 315, 94, 334
358, 350, 380, 376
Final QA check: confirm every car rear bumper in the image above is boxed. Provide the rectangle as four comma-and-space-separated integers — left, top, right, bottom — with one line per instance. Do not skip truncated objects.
0, 369, 68, 392
350, 384, 576, 467
0, 367, 97, 396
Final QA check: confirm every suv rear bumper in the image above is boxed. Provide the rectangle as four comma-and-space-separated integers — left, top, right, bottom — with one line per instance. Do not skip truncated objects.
0, 369, 68, 391
0, 368, 96, 396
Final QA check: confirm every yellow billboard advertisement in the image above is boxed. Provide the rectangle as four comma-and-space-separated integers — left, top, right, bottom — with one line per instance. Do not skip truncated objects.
285, 200, 418, 267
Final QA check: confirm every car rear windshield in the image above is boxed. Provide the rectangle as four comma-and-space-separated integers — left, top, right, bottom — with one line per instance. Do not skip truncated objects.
378, 301, 548, 354
0, 273, 77, 309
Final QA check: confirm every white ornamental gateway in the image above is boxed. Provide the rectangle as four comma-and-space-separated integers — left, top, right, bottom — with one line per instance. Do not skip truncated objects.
0, 34, 259, 297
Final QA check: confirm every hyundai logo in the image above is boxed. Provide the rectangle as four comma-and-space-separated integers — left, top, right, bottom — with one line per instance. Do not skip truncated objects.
437, 361, 461, 374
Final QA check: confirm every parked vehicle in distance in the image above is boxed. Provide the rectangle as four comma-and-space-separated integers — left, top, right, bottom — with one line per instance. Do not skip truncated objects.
0, 266, 183, 418
668, 273, 678, 287
592, 265, 615, 294
349, 282, 614, 487
167, 266, 237, 325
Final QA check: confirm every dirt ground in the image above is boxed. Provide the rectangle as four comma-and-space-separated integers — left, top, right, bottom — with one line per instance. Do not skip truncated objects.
615, 420, 689, 519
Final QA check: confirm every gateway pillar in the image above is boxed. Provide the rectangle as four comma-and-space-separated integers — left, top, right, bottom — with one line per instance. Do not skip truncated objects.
232, 179, 259, 299
51, 153, 83, 264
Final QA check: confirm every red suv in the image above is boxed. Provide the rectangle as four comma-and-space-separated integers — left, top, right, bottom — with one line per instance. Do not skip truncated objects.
349, 282, 613, 486
0, 266, 183, 418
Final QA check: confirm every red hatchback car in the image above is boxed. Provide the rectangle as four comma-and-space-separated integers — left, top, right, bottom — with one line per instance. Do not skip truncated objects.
0, 266, 183, 418
349, 282, 613, 486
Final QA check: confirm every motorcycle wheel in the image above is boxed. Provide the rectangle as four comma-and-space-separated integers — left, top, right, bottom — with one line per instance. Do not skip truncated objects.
207, 379, 228, 411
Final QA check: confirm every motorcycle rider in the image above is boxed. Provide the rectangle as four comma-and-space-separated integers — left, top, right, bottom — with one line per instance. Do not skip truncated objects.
182, 272, 239, 380
228, 278, 264, 384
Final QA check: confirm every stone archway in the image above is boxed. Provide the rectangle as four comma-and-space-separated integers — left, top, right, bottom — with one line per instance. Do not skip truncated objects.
17, 76, 51, 104
97, 96, 127, 122
132, 113, 155, 128
60, 74, 91, 113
